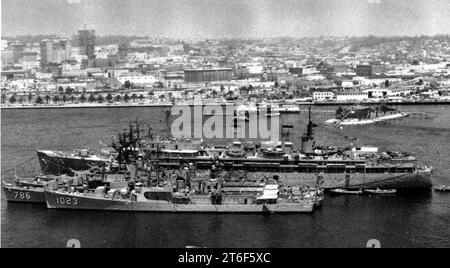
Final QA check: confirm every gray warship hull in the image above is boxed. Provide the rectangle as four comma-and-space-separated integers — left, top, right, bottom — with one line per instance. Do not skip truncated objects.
247, 169, 433, 190
45, 191, 314, 214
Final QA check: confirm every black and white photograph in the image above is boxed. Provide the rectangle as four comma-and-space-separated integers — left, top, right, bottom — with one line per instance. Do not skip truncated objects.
1, 0, 449, 251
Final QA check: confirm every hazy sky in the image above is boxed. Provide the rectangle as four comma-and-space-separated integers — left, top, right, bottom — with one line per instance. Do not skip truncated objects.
1, 0, 450, 38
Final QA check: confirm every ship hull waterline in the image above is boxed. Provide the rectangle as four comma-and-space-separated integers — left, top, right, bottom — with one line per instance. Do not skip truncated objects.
274, 169, 433, 191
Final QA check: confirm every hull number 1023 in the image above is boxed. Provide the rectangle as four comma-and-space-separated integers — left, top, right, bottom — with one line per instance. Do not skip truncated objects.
56, 197, 79, 205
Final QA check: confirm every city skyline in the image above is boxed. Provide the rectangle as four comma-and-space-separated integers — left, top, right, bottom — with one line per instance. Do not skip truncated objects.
2, 0, 450, 39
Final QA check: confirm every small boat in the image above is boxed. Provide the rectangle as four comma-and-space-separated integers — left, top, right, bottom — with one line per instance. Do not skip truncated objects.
364, 189, 397, 195
330, 189, 363, 195
434, 185, 450, 192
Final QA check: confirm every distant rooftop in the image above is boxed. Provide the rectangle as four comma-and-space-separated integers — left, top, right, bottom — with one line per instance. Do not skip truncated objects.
185, 68, 233, 71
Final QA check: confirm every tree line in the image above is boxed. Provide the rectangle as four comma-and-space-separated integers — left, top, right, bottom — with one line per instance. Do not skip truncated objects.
1, 93, 153, 105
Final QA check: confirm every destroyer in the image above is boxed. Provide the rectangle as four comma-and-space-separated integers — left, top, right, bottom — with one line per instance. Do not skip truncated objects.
45, 174, 321, 213
2, 176, 50, 203
2, 174, 71, 203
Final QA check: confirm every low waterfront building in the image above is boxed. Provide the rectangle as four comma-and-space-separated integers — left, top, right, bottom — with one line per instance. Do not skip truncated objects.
336, 92, 368, 102
363, 88, 412, 99
21, 60, 40, 70
0, 69, 30, 80
5, 79, 36, 92
420, 90, 440, 99
163, 74, 184, 88
116, 74, 160, 86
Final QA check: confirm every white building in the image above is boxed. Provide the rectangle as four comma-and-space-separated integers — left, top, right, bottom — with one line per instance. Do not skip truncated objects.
313, 91, 335, 101
1, 40, 8, 51
305, 75, 326, 81
342, 81, 356, 88
353, 77, 402, 87
301, 66, 319, 75
35, 72, 53, 80
336, 92, 368, 102
91, 72, 109, 79
127, 52, 147, 62
7, 79, 36, 92
21, 60, 41, 70
420, 90, 440, 99
62, 61, 81, 72
364, 88, 412, 99
70, 54, 88, 64
237, 63, 264, 74
168, 44, 184, 54
116, 75, 160, 86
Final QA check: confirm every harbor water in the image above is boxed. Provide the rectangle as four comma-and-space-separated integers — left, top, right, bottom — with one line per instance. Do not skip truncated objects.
1, 105, 450, 248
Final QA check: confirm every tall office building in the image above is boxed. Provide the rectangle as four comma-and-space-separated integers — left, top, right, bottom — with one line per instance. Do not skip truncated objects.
78, 29, 96, 59
11, 41, 26, 63
1, 50, 14, 66
40, 39, 71, 66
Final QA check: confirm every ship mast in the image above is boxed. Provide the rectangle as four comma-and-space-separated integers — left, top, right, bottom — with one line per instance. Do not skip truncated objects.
306, 105, 313, 138
301, 104, 316, 155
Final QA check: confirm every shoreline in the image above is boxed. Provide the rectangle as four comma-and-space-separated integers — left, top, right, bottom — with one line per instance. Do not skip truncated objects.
1, 100, 450, 110
0, 102, 175, 109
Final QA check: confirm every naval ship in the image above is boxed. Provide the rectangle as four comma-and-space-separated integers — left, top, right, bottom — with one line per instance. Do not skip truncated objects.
44, 180, 320, 214
2, 175, 52, 203
43, 161, 323, 214
37, 111, 433, 191
325, 104, 409, 126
